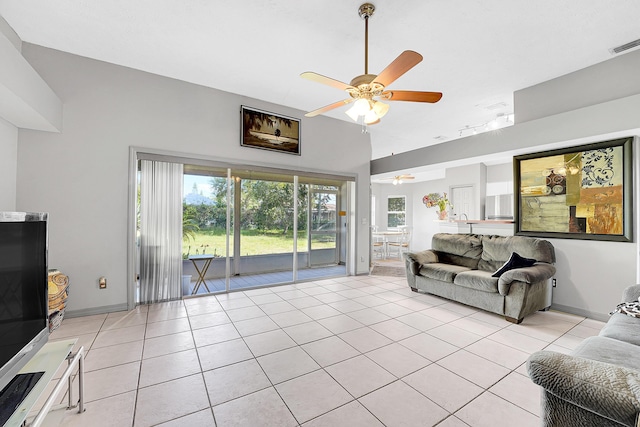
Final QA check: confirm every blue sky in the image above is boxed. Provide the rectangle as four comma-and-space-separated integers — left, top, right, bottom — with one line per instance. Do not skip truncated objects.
184, 175, 213, 197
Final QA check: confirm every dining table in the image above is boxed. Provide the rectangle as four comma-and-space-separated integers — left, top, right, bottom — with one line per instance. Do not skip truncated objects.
372, 230, 403, 259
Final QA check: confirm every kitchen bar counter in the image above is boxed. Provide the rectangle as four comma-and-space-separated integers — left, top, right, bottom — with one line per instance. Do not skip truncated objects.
438, 219, 515, 236
450, 219, 514, 224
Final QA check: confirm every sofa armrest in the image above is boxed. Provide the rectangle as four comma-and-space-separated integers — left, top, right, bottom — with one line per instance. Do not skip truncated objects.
528, 351, 640, 426
404, 250, 438, 275
622, 285, 640, 302
498, 263, 556, 295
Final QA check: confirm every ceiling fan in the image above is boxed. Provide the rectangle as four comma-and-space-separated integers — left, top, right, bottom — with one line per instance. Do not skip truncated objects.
301, 3, 442, 125
382, 174, 415, 185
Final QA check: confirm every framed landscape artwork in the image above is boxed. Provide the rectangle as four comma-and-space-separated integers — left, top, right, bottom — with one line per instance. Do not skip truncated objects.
241, 106, 301, 155
514, 137, 633, 242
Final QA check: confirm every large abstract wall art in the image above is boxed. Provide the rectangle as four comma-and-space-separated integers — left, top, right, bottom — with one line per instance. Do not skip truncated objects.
514, 137, 633, 242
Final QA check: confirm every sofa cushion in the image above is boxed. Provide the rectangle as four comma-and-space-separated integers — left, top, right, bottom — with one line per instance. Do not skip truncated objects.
432, 233, 482, 269
478, 235, 556, 272
410, 250, 439, 265
491, 252, 537, 277
418, 263, 471, 283
572, 336, 640, 371
454, 270, 499, 293
599, 313, 640, 346
405, 251, 439, 275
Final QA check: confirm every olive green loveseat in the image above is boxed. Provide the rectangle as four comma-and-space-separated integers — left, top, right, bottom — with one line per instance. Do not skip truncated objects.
404, 233, 556, 323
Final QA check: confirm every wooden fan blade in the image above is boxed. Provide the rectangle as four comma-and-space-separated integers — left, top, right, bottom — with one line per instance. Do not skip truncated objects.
305, 99, 354, 117
383, 90, 443, 103
300, 72, 355, 91
373, 50, 423, 87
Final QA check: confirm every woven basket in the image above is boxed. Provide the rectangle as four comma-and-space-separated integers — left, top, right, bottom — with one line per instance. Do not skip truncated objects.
48, 270, 69, 314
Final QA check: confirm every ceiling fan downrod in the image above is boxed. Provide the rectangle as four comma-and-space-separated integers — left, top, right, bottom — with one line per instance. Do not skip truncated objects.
358, 3, 375, 75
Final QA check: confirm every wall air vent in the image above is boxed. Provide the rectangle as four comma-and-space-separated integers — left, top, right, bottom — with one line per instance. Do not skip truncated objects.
610, 38, 640, 55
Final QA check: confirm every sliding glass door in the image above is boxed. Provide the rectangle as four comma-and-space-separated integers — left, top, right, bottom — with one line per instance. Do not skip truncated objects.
181, 167, 231, 295
135, 153, 352, 302
308, 186, 339, 267
235, 170, 295, 287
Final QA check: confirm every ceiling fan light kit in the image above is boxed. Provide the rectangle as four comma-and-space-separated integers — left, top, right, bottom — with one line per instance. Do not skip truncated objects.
301, 3, 442, 125
383, 174, 415, 185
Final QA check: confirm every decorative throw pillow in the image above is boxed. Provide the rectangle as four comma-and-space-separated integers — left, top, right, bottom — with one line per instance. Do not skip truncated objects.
492, 252, 536, 278
610, 298, 640, 318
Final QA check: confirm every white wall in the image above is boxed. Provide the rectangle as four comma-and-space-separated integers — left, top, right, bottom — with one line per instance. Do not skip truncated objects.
515, 49, 640, 124
370, 183, 415, 231
547, 238, 637, 319
0, 117, 17, 210
486, 163, 513, 196
14, 44, 372, 315
0, 20, 62, 132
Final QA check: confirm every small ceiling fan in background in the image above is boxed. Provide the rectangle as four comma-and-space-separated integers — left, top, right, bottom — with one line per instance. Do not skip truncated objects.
301, 3, 442, 125
381, 174, 415, 185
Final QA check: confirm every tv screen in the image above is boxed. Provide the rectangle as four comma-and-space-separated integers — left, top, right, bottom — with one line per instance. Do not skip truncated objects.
0, 212, 49, 392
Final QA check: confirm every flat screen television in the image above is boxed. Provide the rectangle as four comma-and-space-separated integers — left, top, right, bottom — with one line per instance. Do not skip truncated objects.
0, 212, 49, 393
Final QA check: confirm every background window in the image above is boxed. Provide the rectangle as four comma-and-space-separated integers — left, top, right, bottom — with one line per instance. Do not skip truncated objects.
387, 196, 406, 228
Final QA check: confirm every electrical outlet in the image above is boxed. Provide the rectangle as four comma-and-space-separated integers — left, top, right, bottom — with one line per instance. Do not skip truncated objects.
552, 278, 557, 288
99, 277, 107, 289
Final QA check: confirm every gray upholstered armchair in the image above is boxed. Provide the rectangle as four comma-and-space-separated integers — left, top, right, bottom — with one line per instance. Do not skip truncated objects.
527, 284, 640, 427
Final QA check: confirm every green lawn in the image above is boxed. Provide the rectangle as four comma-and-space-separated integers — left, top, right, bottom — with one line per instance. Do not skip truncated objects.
182, 228, 335, 258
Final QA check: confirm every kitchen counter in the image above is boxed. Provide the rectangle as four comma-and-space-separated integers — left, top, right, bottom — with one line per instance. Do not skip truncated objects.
438, 219, 515, 236
450, 219, 514, 224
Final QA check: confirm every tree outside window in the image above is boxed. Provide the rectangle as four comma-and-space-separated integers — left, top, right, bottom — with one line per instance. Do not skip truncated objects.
387, 196, 406, 228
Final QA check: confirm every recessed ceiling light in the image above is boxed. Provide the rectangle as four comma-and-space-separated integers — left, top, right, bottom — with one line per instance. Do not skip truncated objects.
484, 102, 507, 111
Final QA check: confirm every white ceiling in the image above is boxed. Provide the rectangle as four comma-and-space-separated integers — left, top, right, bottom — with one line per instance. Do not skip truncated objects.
2, 1, 639, 163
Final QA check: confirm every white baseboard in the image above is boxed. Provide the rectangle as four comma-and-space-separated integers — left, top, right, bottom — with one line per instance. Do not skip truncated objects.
550, 303, 608, 322
64, 303, 129, 319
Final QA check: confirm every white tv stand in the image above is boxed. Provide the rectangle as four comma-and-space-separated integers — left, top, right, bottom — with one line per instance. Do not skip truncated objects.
4, 339, 85, 427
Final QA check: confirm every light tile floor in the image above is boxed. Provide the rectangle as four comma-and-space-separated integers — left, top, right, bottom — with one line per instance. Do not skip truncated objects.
44, 273, 604, 426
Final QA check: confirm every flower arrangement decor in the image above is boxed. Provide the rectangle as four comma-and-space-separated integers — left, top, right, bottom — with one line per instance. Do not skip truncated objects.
422, 192, 452, 220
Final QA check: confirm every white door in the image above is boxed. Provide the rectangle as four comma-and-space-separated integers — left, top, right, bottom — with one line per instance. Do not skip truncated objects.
451, 185, 475, 219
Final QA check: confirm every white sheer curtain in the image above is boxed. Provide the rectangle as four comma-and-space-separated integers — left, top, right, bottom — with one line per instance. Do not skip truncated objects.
139, 160, 183, 304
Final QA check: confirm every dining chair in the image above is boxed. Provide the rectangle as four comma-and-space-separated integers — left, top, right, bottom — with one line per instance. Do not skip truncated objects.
387, 226, 411, 258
